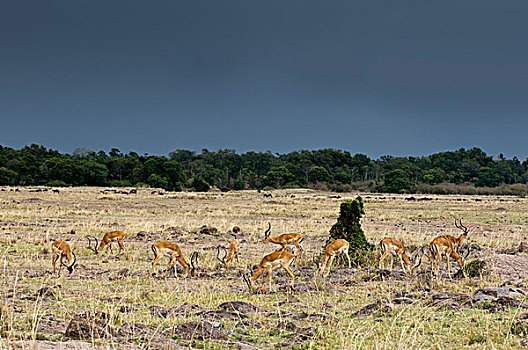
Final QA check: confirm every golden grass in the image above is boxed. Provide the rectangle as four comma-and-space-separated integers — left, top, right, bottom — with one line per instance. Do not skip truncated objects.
0, 187, 527, 349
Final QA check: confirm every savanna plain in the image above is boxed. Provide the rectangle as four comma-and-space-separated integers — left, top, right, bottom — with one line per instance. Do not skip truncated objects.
0, 187, 527, 349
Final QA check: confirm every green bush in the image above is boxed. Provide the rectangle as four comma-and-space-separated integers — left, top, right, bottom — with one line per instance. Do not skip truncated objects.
326, 196, 374, 265
191, 177, 210, 192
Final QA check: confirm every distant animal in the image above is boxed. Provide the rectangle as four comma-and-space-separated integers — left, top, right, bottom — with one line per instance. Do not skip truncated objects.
243, 250, 296, 292
216, 239, 240, 266
378, 237, 422, 275
430, 216, 470, 277
263, 223, 304, 256
316, 239, 351, 277
51, 240, 76, 276
151, 241, 198, 278
87, 231, 127, 257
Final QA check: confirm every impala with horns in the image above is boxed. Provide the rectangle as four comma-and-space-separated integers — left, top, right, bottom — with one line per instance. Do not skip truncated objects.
316, 239, 351, 277
379, 237, 423, 275
429, 216, 470, 277
87, 231, 127, 257
216, 238, 240, 266
264, 223, 304, 255
151, 241, 198, 278
51, 240, 77, 276
243, 250, 296, 293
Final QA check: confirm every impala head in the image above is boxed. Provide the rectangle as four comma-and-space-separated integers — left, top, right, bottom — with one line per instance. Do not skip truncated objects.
264, 222, 271, 241
64, 251, 77, 275
190, 251, 199, 277
216, 246, 228, 265
87, 236, 99, 254
451, 215, 470, 238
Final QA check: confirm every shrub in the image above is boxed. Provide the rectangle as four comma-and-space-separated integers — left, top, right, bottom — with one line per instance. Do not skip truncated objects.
326, 196, 374, 265
191, 177, 210, 192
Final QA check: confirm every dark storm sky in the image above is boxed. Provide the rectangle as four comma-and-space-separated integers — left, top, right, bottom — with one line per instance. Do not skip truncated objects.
2, 1, 528, 159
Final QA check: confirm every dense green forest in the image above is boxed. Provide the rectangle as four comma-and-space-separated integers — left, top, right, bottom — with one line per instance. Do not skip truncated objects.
1, 144, 528, 195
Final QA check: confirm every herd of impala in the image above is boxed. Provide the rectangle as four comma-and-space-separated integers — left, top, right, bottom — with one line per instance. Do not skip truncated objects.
51, 216, 470, 292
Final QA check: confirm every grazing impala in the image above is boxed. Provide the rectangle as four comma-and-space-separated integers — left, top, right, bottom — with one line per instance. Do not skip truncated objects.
216, 238, 240, 266
378, 237, 419, 275
151, 241, 197, 278
87, 231, 127, 257
430, 216, 470, 277
264, 223, 304, 255
51, 240, 77, 276
243, 250, 296, 292
317, 239, 351, 277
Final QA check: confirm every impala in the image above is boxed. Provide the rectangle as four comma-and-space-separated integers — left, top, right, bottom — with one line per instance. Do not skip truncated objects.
51, 240, 77, 276
87, 231, 127, 257
151, 241, 198, 278
430, 216, 470, 277
378, 237, 422, 275
264, 223, 304, 255
216, 238, 240, 266
243, 250, 296, 292
316, 238, 351, 277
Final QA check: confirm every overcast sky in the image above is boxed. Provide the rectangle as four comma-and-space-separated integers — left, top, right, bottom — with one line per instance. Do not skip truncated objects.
1, 1, 528, 160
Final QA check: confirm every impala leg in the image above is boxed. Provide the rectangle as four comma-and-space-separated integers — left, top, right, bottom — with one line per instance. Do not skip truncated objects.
295, 241, 303, 256
118, 239, 125, 255
378, 252, 389, 269
51, 253, 57, 275
282, 264, 296, 291
324, 256, 335, 277
319, 255, 329, 275
399, 255, 406, 272
267, 267, 273, 292
108, 242, 114, 256
343, 250, 351, 268
151, 254, 161, 275
166, 256, 174, 277
52, 253, 58, 275
389, 255, 394, 270
446, 254, 451, 276
433, 253, 441, 277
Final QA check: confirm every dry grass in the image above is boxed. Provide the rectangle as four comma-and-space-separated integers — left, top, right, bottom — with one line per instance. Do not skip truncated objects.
0, 187, 527, 349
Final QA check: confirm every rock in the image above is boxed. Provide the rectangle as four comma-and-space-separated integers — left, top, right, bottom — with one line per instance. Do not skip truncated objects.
64, 314, 116, 340
196, 310, 245, 321
511, 313, 528, 336
353, 300, 393, 318
482, 254, 528, 280
199, 226, 218, 235
37, 285, 59, 300
172, 320, 228, 340
519, 242, 528, 253
218, 301, 263, 315
150, 304, 202, 318
277, 321, 299, 332
36, 314, 67, 335
473, 287, 526, 303
119, 323, 185, 349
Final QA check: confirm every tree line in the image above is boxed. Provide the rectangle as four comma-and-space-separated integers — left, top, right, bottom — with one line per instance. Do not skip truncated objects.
1, 144, 527, 194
